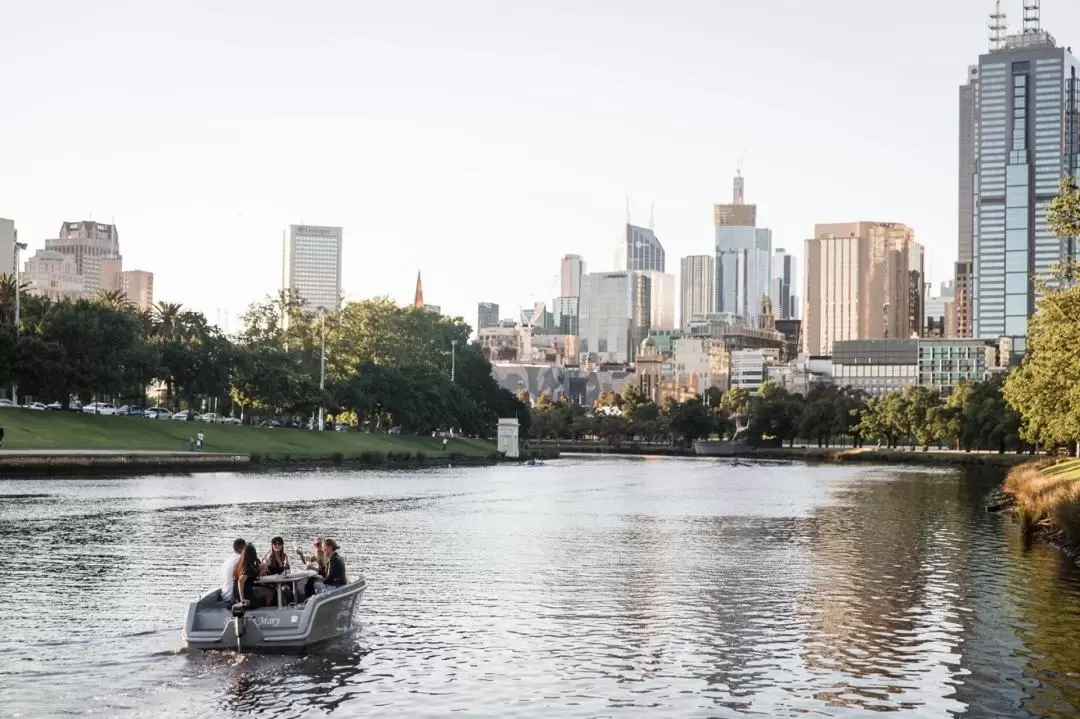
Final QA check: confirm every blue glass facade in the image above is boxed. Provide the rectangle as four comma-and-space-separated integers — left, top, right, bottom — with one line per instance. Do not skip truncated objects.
973, 40, 1080, 347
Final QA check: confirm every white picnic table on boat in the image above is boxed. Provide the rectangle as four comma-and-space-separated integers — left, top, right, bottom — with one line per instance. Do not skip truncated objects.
257, 569, 316, 606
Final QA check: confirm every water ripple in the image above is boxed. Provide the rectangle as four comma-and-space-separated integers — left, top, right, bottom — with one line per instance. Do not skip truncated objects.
2, 460, 1080, 716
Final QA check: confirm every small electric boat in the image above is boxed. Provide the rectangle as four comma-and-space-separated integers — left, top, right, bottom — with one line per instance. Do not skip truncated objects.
182, 574, 367, 652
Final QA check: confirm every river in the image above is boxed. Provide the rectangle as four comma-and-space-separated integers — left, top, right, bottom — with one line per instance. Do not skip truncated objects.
2, 456, 1080, 717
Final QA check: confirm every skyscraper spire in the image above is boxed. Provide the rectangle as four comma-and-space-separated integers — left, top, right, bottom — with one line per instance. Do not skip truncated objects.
1023, 0, 1040, 35
989, 0, 1007, 50
733, 170, 745, 204
413, 270, 424, 308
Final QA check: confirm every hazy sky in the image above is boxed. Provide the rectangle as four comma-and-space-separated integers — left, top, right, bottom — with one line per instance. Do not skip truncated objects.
5, 0, 1080, 331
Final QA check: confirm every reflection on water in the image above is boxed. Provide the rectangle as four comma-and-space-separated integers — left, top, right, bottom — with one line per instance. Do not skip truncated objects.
2, 459, 1080, 717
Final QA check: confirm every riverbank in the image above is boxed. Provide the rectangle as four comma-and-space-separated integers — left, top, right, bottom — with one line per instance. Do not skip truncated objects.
0, 409, 495, 456
1000, 459, 1080, 559
0, 409, 504, 476
0, 448, 520, 476
0, 449, 250, 476
528, 440, 1033, 468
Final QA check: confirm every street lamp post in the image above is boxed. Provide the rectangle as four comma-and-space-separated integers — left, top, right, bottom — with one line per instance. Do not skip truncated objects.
12, 234, 27, 405
318, 309, 327, 432
450, 339, 458, 383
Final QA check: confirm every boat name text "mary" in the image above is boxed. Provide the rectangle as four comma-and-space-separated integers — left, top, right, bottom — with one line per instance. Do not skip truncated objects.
252, 616, 280, 627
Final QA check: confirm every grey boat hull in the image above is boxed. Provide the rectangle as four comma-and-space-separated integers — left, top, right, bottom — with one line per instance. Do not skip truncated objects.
182, 578, 366, 652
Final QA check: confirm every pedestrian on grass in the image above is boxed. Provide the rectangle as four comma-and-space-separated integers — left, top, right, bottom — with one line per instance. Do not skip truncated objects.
196, 431, 205, 450
0, 424, 5, 449
188, 435, 195, 451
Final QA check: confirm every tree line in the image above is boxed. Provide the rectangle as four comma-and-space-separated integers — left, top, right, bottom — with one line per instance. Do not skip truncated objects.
526, 377, 1025, 452
0, 280, 528, 438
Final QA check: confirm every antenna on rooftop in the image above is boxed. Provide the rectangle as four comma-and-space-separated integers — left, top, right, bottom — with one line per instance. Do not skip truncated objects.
626, 195, 631, 225
1023, 0, 1040, 34
989, 0, 1007, 50
649, 202, 654, 230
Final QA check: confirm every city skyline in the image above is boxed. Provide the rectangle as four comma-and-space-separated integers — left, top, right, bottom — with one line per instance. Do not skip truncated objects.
6, 2, 1080, 327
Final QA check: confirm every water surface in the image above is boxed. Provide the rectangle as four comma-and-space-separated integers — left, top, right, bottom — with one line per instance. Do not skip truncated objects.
2, 457, 1080, 717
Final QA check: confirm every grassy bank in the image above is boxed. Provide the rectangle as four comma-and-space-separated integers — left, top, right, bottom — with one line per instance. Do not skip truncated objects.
529, 440, 1032, 468
0, 408, 496, 459
1003, 459, 1080, 546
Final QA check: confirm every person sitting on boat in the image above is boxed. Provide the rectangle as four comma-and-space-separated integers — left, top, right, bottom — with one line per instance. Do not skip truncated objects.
234, 544, 263, 607
310, 538, 347, 594
262, 536, 291, 575
220, 538, 246, 603
296, 538, 325, 572
261, 536, 292, 605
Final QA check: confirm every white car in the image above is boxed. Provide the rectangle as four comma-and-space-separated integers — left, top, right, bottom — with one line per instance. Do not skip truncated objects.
24, 402, 48, 411
196, 413, 222, 423
221, 417, 242, 426
0, 399, 15, 408
145, 407, 173, 420
171, 411, 191, 421
82, 402, 117, 416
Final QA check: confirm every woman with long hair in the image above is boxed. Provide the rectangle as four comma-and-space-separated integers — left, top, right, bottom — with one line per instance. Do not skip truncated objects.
263, 536, 290, 575
262, 536, 291, 605
234, 544, 262, 607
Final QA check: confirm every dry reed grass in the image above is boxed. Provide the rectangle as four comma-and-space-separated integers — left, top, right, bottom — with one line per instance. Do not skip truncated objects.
1004, 460, 1080, 544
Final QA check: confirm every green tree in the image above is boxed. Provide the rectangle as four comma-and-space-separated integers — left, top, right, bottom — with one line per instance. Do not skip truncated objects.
668, 399, 713, 446
746, 382, 802, 447
858, 392, 906, 448
96, 289, 133, 311
620, 383, 649, 418
1048, 175, 1080, 280
900, 384, 943, 449
26, 299, 157, 404
1003, 280, 1080, 449
721, 387, 751, 418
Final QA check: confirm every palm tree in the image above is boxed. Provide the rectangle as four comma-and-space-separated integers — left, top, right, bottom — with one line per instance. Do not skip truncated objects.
0, 272, 31, 326
96, 288, 134, 311
153, 301, 183, 340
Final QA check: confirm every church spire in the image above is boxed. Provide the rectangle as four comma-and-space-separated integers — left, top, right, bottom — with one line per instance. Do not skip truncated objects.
413, 270, 424, 308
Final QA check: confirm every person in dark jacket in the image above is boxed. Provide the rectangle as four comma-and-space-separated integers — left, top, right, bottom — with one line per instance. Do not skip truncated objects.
0, 424, 5, 449
310, 538, 347, 594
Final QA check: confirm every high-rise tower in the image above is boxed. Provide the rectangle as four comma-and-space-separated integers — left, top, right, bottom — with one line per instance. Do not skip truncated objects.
282, 224, 343, 312
680, 255, 715, 329
45, 221, 121, 293
713, 171, 772, 322
970, 2, 1080, 346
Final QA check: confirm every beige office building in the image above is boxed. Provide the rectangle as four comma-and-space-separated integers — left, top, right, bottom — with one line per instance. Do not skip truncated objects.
121, 270, 154, 311
45, 221, 121, 293
803, 222, 924, 355
22, 250, 85, 301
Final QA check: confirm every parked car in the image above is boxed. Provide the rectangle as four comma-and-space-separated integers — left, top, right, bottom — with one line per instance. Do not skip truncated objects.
221, 417, 242, 425
24, 402, 48, 411
116, 405, 145, 417
171, 410, 191, 421
82, 403, 117, 416
196, 413, 222, 423
0, 399, 16, 408
46, 400, 82, 411
144, 407, 173, 420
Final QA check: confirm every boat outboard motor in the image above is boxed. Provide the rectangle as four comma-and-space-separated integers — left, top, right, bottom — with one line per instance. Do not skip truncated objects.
231, 602, 247, 652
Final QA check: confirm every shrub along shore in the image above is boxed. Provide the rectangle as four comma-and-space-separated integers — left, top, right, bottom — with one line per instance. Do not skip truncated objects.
999, 459, 1080, 559
530, 440, 1032, 468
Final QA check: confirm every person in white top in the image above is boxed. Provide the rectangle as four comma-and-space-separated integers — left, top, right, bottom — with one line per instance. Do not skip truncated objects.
221, 538, 247, 602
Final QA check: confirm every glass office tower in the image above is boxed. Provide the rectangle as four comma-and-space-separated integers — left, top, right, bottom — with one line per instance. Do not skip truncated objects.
973, 26, 1080, 347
